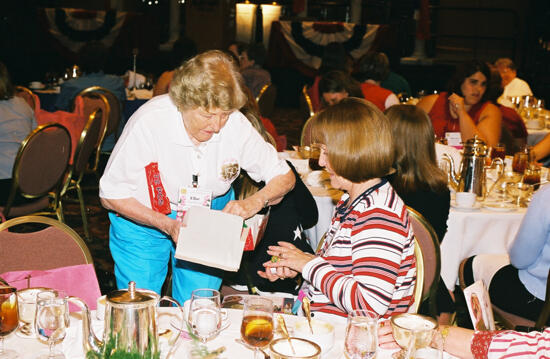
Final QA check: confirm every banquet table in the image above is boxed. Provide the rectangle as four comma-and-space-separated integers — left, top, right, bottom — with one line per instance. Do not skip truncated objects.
3, 306, 433, 359
527, 127, 550, 146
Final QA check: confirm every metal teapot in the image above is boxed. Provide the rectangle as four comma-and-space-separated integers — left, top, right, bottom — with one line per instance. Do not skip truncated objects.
68, 281, 184, 359
441, 136, 503, 197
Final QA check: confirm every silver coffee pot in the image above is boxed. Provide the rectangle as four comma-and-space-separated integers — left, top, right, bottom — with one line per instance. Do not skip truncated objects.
68, 281, 184, 359
442, 136, 503, 197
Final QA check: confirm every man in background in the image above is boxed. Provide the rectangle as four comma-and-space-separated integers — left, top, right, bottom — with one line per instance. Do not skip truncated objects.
495, 57, 533, 108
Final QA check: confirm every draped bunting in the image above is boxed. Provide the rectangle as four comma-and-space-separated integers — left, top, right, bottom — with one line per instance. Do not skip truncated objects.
267, 20, 380, 77
42, 8, 127, 53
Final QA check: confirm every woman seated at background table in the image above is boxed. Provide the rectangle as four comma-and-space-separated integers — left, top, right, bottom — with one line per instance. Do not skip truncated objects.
260, 98, 416, 319
417, 60, 502, 147
0, 61, 37, 202
318, 70, 364, 108
385, 105, 455, 323
355, 51, 400, 111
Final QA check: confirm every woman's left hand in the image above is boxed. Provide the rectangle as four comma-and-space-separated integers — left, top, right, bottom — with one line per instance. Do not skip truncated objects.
264, 241, 316, 273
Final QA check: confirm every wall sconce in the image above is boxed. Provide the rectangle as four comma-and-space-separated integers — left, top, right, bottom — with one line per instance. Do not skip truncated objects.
236, 1, 281, 46
236, 1, 257, 44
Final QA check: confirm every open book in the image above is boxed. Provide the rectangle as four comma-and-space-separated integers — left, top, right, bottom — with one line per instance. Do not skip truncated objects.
463, 280, 496, 331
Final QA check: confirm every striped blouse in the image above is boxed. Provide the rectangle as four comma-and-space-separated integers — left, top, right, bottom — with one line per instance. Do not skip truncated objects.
471, 328, 550, 358
302, 180, 416, 319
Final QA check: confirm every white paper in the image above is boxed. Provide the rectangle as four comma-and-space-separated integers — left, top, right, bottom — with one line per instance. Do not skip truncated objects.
175, 206, 245, 272
463, 280, 495, 331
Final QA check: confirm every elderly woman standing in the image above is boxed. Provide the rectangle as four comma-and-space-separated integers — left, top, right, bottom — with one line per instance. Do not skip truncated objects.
100, 50, 295, 303
260, 98, 416, 319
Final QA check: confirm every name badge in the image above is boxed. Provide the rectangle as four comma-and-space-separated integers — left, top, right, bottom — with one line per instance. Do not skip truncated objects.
176, 186, 212, 222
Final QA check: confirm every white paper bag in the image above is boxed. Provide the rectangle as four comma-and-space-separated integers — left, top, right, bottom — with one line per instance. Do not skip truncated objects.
174, 206, 245, 271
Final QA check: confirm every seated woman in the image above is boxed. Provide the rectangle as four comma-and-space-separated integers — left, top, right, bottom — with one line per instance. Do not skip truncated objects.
318, 70, 364, 108
0, 61, 37, 202
355, 52, 399, 111
260, 98, 416, 319
461, 183, 550, 324
416, 61, 502, 147
385, 104, 454, 322
227, 105, 317, 294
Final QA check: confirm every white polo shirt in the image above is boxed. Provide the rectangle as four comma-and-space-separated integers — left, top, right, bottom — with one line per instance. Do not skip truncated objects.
99, 94, 290, 211
498, 77, 533, 108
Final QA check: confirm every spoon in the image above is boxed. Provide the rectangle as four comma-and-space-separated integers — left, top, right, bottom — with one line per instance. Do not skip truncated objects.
277, 314, 295, 355
302, 297, 314, 335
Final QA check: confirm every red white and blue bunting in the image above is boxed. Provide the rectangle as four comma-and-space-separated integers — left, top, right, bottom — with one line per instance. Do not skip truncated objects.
43, 8, 127, 53
278, 21, 379, 70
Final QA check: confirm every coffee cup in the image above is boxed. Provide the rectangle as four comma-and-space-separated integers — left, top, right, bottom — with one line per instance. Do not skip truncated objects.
455, 192, 476, 208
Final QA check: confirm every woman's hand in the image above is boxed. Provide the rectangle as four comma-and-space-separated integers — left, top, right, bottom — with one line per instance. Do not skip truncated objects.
222, 198, 263, 219
264, 241, 316, 273
165, 218, 182, 244
378, 320, 400, 349
257, 265, 298, 282
448, 93, 466, 119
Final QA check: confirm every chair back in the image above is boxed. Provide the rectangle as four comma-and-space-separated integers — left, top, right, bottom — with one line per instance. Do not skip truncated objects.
14, 86, 37, 110
74, 86, 121, 140
300, 116, 315, 147
256, 83, 277, 118
0, 215, 93, 273
407, 207, 440, 316
299, 85, 315, 120
78, 93, 110, 173
410, 237, 425, 314
73, 109, 104, 178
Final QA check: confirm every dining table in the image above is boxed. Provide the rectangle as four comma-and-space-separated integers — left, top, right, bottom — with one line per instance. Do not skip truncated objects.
527, 127, 550, 146
4, 303, 457, 359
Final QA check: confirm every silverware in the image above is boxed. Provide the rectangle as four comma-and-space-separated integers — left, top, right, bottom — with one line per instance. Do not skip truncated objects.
277, 314, 295, 355
302, 297, 314, 335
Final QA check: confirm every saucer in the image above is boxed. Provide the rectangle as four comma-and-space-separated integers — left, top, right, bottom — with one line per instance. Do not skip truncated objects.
451, 201, 481, 211
482, 202, 517, 212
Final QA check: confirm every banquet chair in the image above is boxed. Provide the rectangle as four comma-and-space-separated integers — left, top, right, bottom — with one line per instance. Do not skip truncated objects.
0, 123, 71, 222
256, 83, 277, 118
14, 86, 37, 110
60, 109, 104, 241
300, 116, 315, 147
0, 215, 93, 273
299, 85, 315, 120
73, 86, 122, 147
491, 268, 550, 331
78, 92, 110, 180
407, 207, 440, 316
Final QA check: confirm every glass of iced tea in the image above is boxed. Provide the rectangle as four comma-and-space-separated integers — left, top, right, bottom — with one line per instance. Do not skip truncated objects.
241, 297, 273, 359
523, 164, 542, 190
490, 143, 506, 161
512, 151, 529, 174
0, 286, 19, 359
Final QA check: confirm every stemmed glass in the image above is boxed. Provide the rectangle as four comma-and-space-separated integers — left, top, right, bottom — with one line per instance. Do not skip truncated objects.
390, 313, 438, 359
344, 309, 378, 359
0, 286, 19, 359
240, 297, 273, 359
34, 291, 69, 359
187, 289, 223, 343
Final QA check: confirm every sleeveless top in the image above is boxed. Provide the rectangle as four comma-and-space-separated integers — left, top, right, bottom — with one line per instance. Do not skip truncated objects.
428, 92, 489, 138
360, 82, 394, 111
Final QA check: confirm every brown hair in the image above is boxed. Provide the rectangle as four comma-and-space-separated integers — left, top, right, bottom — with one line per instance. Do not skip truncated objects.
311, 97, 393, 183
0, 62, 14, 100
385, 105, 447, 193
169, 50, 247, 111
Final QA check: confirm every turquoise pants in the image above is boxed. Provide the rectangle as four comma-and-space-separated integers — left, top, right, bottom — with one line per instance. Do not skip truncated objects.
109, 189, 234, 305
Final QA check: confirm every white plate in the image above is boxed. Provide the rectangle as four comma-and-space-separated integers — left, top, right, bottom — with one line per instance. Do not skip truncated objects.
482, 202, 517, 212
28, 84, 45, 90
450, 201, 481, 211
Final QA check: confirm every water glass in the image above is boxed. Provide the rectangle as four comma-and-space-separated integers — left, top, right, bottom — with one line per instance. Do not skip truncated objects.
16, 288, 51, 338
188, 289, 223, 343
344, 309, 378, 359
34, 291, 69, 359
0, 286, 19, 359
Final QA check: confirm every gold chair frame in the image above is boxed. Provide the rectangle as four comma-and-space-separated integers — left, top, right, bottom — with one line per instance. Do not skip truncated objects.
407, 207, 441, 316
14, 86, 36, 110
60, 109, 103, 240
78, 92, 110, 175
0, 215, 93, 265
73, 86, 121, 143
256, 83, 277, 118
300, 115, 315, 147
301, 85, 315, 118
3, 123, 71, 222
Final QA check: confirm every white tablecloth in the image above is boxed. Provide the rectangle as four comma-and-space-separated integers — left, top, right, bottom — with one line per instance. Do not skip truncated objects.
527, 127, 550, 146
440, 206, 526, 290
3, 307, 432, 359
